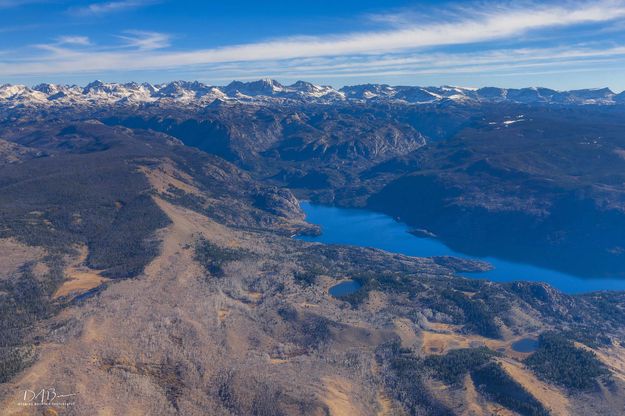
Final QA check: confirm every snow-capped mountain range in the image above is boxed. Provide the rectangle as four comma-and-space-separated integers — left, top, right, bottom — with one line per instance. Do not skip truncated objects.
0, 78, 623, 108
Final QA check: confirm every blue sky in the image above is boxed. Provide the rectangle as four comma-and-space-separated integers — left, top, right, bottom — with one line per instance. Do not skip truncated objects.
2, 0, 625, 90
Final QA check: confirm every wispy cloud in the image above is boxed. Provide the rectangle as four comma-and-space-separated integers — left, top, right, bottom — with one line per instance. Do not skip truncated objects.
4, 0, 625, 84
180, 45, 625, 83
57, 35, 91, 46
70, 0, 157, 16
0, 0, 46, 8
116, 31, 170, 50
0, 23, 39, 33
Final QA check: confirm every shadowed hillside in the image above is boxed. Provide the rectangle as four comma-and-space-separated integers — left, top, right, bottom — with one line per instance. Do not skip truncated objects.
0, 112, 625, 415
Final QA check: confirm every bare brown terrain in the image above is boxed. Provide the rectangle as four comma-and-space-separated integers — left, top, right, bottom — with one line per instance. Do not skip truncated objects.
52, 246, 108, 300
1, 118, 625, 416
0, 190, 384, 414
1, 182, 624, 415
0, 238, 45, 280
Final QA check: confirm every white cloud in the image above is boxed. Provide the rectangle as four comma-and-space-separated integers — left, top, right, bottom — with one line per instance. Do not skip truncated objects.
0, 0, 45, 8
57, 36, 91, 46
116, 31, 170, 50
71, 0, 157, 16
148, 0, 625, 63
173, 45, 625, 83
3, 0, 625, 81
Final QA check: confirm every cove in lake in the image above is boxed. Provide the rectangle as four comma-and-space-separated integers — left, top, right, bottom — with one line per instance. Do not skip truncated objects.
297, 202, 625, 294
329, 280, 362, 297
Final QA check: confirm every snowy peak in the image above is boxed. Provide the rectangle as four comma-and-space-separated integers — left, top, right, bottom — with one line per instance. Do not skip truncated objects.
223, 79, 286, 97
551, 88, 615, 104
340, 84, 397, 100
0, 80, 621, 108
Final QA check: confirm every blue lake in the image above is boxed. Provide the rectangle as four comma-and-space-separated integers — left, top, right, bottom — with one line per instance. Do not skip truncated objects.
297, 202, 625, 294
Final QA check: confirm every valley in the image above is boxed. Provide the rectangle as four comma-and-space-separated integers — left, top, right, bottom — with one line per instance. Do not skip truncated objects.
1, 81, 625, 415
92, 99, 625, 279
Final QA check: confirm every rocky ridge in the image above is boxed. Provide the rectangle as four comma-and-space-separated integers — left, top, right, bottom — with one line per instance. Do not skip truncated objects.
0, 79, 623, 108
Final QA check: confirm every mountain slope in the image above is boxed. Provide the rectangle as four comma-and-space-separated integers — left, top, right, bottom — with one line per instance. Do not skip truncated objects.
364, 105, 625, 277
0, 79, 621, 108
0, 92, 625, 415
91, 101, 625, 278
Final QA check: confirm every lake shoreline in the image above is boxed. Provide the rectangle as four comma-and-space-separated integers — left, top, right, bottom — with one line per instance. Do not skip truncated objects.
297, 201, 625, 294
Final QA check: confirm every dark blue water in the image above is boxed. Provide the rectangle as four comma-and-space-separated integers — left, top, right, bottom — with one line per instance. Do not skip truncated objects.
511, 338, 539, 353
297, 202, 625, 294
328, 280, 362, 297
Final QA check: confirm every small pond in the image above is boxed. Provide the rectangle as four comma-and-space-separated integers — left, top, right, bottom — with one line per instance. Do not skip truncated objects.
511, 338, 539, 353
328, 280, 362, 298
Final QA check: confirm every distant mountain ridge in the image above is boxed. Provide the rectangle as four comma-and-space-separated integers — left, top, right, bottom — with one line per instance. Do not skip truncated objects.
0, 78, 623, 108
